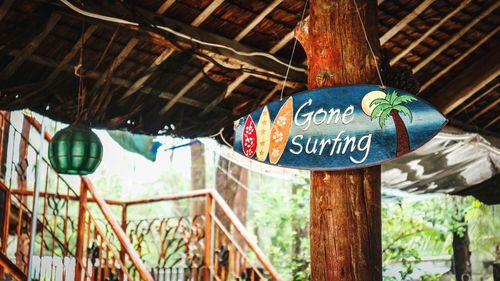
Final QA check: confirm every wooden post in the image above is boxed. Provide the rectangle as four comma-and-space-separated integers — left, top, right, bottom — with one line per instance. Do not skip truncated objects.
296, 0, 382, 280
119, 204, 128, 281
204, 194, 213, 281
452, 226, 471, 281
0, 188, 10, 278
75, 181, 88, 281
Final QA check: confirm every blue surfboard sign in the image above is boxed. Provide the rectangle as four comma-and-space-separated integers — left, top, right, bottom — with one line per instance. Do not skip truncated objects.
233, 85, 447, 170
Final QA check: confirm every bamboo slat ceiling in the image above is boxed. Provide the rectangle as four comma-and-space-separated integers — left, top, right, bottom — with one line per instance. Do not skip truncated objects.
0, 0, 498, 140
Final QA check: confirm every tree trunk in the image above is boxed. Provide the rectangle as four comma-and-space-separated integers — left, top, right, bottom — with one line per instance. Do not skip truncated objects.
296, 0, 382, 280
390, 110, 410, 157
494, 262, 500, 281
291, 183, 308, 280
452, 226, 472, 281
190, 141, 206, 216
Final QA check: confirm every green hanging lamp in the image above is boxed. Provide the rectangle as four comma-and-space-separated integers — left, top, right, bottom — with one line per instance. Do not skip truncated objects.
48, 23, 103, 175
48, 124, 103, 175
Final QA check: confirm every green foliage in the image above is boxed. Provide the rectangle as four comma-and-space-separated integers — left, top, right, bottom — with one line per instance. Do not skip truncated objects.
247, 173, 310, 281
370, 91, 416, 128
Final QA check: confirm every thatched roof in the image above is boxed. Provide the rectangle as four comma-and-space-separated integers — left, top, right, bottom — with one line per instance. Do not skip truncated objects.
0, 0, 498, 140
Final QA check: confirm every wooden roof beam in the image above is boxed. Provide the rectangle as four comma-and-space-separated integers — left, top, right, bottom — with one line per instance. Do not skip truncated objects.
90, 38, 139, 94
427, 49, 500, 115
0, 12, 61, 80
413, 1, 499, 74
161, 0, 292, 115
47, 24, 98, 81
485, 115, 499, 129
452, 82, 498, 117
380, 0, 437, 45
470, 98, 499, 122
191, 0, 225, 27
234, 0, 283, 41
156, 0, 176, 14
390, 0, 470, 65
159, 64, 211, 115
121, 48, 174, 100
419, 26, 499, 92
157, 0, 226, 115
0, 0, 14, 21
6, 49, 220, 112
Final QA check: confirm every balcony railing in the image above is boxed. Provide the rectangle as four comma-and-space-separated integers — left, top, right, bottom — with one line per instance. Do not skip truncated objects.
0, 112, 280, 281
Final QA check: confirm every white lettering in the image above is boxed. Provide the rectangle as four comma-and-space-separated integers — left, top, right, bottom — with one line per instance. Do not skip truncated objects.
342, 105, 354, 124
327, 108, 341, 124
305, 138, 318, 154
350, 134, 372, 164
289, 135, 304, 155
313, 108, 328, 125
294, 99, 313, 131
318, 138, 331, 155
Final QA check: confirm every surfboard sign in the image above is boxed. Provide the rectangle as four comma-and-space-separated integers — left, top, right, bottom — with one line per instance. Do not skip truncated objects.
233, 85, 447, 170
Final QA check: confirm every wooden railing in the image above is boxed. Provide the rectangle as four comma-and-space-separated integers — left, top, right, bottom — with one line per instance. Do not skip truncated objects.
125, 189, 281, 280
0, 112, 279, 280
0, 251, 27, 281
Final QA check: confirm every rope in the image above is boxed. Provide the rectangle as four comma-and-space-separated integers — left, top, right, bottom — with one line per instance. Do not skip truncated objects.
280, 0, 309, 101
352, 0, 386, 89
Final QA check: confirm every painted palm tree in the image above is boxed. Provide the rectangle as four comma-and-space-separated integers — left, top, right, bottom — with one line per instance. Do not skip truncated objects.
370, 91, 416, 157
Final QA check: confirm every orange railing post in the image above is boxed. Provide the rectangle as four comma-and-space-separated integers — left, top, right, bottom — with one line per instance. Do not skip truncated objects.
83, 178, 154, 281
119, 203, 128, 281
204, 193, 213, 281
75, 181, 88, 281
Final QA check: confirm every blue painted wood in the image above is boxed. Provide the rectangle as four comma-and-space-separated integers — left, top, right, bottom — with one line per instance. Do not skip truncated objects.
233, 85, 447, 170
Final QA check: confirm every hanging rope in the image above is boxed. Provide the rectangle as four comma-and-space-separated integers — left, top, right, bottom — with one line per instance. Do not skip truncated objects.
280, 0, 309, 101
352, 0, 386, 89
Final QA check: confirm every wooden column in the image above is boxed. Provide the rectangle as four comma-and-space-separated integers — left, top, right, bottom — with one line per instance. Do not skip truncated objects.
119, 204, 128, 281
204, 194, 213, 281
296, 0, 382, 280
75, 182, 88, 281
452, 226, 471, 281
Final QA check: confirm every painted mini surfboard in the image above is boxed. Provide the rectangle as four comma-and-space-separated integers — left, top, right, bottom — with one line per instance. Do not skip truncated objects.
233, 85, 447, 170
242, 115, 257, 158
269, 97, 293, 164
256, 106, 271, 161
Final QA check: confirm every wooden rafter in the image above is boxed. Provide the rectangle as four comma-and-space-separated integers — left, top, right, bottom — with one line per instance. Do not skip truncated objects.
420, 26, 499, 92
428, 49, 500, 115
54, 1, 306, 82
6, 49, 222, 112
234, 0, 283, 41
413, 1, 499, 74
90, 38, 139, 94
47, 25, 98, 81
159, 64, 210, 115
260, 84, 282, 106
191, 0, 225, 27
0, 13, 61, 80
209, 0, 402, 115
113, 2, 177, 101
121, 48, 174, 100
452, 82, 499, 117
0, 0, 14, 21
156, 0, 176, 14
485, 115, 500, 129
390, 0, 469, 65
380, 0, 437, 45
160, 0, 290, 115
470, 98, 499, 122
